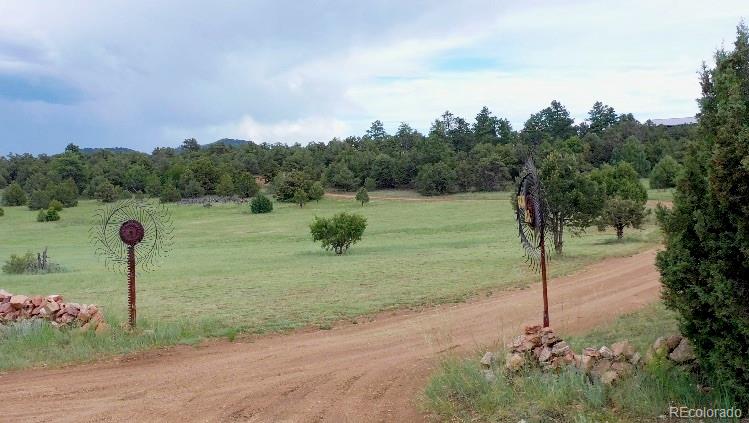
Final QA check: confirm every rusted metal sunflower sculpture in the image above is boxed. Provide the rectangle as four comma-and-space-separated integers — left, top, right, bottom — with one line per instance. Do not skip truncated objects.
514, 158, 550, 327
91, 199, 173, 328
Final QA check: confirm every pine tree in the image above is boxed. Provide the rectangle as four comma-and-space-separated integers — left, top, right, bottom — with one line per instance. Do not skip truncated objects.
657, 23, 749, 406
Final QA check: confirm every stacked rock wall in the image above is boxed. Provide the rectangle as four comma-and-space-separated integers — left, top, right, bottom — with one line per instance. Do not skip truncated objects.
0, 290, 108, 332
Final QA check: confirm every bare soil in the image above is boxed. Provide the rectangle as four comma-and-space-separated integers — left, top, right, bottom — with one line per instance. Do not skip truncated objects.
0, 249, 661, 422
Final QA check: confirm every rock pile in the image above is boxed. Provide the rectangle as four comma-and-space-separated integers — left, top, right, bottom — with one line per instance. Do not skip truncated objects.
502, 325, 641, 385
646, 334, 695, 364
0, 290, 108, 332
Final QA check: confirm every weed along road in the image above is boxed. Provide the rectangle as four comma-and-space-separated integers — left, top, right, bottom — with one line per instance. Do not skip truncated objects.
0, 249, 660, 422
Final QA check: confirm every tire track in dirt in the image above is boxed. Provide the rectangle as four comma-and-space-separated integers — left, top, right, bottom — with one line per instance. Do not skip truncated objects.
0, 249, 661, 422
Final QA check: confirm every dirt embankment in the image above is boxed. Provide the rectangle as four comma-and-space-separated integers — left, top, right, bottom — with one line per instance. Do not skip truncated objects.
0, 249, 661, 422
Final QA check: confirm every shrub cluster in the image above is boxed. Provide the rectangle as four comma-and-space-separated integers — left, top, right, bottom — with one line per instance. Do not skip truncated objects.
250, 193, 273, 214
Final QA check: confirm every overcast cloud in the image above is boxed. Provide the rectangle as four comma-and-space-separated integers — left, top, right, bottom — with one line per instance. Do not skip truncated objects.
0, 1, 745, 154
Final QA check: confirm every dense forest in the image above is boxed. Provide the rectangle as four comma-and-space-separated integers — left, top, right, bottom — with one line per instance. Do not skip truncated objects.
0, 100, 694, 208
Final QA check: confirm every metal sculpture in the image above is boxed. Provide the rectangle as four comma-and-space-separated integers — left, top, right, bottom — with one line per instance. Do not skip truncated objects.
515, 158, 550, 327
91, 199, 173, 328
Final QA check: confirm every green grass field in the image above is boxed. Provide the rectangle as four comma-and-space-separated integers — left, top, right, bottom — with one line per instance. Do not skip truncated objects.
0, 193, 660, 369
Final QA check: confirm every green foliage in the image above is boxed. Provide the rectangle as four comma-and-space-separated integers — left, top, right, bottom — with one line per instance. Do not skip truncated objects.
308, 181, 324, 202
28, 190, 51, 210
48, 178, 79, 207
355, 187, 369, 206
48, 200, 63, 212
216, 173, 235, 196
182, 177, 205, 198
159, 182, 181, 203
0, 207, 4, 217
2, 252, 36, 274
591, 162, 648, 239
293, 188, 307, 208
2, 182, 27, 206
587, 101, 618, 133
274, 171, 313, 202
309, 212, 367, 255
235, 172, 259, 198
327, 161, 358, 191
649, 155, 683, 189
364, 176, 376, 192
36, 209, 47, 222
540, 152, 604, 254
415, 162, 457, 196
613, 136, 652, 177
94, 179, 119, 203
522, 100, 576, 144
37, 207, 61, 222
250, 193, 273, 214
657, 23, 749, 407
597, 197, 647, 239
474, 155, 510, 191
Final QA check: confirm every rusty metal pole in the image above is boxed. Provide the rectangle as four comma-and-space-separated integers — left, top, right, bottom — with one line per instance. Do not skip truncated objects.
127, 245, 136, 328
540, 233, 549, 328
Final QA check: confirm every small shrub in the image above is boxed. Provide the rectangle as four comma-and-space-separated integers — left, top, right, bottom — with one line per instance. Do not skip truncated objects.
310, 212, 367, 255
48, 200, 64, 212
36, 208, 60, 222
46, 208, 60, 221
0, 207, 4, 217
2, 252, 36, 274
250, 193, 273, 214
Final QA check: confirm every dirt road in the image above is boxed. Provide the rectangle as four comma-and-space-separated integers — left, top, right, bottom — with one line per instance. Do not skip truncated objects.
0, 249, 661, 423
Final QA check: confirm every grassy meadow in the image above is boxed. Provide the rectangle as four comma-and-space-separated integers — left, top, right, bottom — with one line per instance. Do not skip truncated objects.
1, 191, 661, 369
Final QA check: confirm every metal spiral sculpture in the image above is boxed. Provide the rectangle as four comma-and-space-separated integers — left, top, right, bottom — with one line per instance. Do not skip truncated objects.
514, 158, 551, 327
91, 199, 173, 328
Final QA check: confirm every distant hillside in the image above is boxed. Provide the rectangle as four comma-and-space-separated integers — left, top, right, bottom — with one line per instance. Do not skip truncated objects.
79, 147, 141, 154
201, 138, 250, 149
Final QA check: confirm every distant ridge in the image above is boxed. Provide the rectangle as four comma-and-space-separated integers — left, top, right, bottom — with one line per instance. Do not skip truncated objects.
79, 147, 141, 154
201, 138, 251, 149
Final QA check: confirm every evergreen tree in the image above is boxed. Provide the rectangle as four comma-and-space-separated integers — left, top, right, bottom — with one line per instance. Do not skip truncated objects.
293, 188, 307, 208
2, 182, 27, 206
355, 187, 369, 206
587, 101, 618, 133
657, 23, 749, 406
308, 181, 324, 202
216, 173, 235, 196
649, 155, 683, 189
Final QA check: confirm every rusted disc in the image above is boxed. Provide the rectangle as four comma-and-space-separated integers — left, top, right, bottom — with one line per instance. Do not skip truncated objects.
119, 220, 145, 246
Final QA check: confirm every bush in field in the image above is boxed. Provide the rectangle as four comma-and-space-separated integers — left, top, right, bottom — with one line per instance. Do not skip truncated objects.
2, 182, 26, 206
2, 252, 35, 274
355, 187, 369, 206
310, 212, 367, 255
657, 24, 749, 407
0, 207, 4, 217
37, 208, 60, 222
250, 193, 273, 214
216, 173, 235, 196
48, 200, 63, 212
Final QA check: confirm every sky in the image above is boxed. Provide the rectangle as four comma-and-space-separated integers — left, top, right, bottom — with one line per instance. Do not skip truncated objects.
0, 1, 746, 155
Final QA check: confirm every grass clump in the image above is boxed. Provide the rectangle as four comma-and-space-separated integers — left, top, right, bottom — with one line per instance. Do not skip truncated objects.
424, 303, 739, 422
